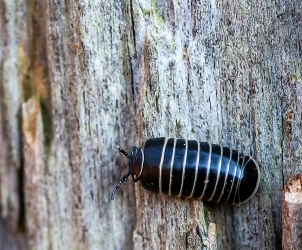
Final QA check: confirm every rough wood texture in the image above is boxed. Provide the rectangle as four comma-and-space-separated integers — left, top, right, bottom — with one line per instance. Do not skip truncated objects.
131, 0, 300, 249
282, 174, 302, 250
1, 0, 302, 249
0, 1, 30, 248
22, 98, 47, 249
0, 0, 26, 230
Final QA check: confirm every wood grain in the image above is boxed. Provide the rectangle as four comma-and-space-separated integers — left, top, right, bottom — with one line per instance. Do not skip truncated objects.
282, 174, 302, 250
1, 0, 302, 249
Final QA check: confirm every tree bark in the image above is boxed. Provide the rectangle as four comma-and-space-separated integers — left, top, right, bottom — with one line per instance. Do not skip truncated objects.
282, 174, 302, 250
22, 98, 47, 249
1, 0, 302, 249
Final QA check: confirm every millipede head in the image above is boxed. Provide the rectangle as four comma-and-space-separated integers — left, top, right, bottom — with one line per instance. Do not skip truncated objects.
111, 141, 144, 200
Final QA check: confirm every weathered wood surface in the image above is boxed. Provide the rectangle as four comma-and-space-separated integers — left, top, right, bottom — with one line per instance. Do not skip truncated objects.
282, 174, 302, 250
22, 98, 47, 249
1, 0, 302, 249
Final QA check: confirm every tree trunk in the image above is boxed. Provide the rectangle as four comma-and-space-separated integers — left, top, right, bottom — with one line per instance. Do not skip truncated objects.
282, 174, 302, 249
1, 0, 301, 249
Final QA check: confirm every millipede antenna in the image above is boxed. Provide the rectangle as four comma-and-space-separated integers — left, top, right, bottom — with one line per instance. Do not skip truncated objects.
111, 172, 131, 200
111, 141, 131, 200
115, 141, 130, 158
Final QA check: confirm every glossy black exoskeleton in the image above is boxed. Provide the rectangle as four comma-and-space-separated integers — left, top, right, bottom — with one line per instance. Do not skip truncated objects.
111, 137, 260, 204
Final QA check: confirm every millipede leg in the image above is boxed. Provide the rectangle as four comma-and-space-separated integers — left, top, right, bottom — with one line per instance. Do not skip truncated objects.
111, 172, 131, 200
115, 140, 130, 158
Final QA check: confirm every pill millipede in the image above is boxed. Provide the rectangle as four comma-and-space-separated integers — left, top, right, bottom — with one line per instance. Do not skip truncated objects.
111, 137, 260, 204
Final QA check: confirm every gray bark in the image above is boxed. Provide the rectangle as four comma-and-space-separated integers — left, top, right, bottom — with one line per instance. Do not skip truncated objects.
1, 0, 302, 249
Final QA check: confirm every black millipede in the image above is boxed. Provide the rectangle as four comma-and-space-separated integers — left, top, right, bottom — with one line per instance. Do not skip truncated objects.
111, 137, 260, 204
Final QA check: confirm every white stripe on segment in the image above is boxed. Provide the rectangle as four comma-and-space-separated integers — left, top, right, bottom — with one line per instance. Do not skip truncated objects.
159, 137, 169, 195
187, 140, 200, 198
177, 139, 188, 197
226, 152, 240, 204
238, 157, 260, 204
217, 147, 231, 202
209, 145, 223, 201
168, 138, 177, 196
232, 153, 248, 204
135, 148, 144, 180
236, 156, 249, 197
198, 142, 211, 199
